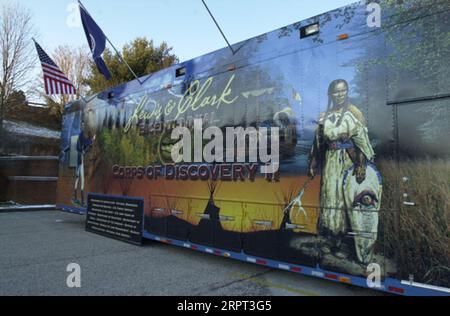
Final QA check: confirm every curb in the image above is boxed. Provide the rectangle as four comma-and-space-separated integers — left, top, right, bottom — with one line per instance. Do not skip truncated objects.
0, 205, 56, 213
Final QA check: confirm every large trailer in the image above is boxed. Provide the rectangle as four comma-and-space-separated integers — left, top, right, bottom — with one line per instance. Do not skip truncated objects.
56, 0, 450, 296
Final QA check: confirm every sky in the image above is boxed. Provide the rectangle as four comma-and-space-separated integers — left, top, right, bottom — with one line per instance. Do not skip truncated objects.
4, 0, 358, 63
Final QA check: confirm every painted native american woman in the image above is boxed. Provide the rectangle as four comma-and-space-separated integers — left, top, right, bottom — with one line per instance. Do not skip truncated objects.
308, 79, 383, 264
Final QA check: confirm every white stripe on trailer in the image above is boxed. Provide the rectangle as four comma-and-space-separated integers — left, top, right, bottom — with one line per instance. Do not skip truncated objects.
278, 264, 290, 270
183, 243, 191, 248
311, 271, 324, 278
246, 257, 256, 263
205, 248, 213, 254
401, 280, 450, 294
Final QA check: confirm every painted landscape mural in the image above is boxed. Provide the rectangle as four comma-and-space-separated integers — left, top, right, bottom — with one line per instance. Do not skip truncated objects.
57, 0, 450, 289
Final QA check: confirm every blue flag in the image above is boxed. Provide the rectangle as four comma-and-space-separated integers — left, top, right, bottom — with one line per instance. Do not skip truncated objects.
79, 4, 112, 80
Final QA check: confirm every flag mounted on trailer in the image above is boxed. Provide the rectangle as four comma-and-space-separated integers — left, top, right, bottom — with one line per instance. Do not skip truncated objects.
79, 2, 112, 80
34, 40, 77, 95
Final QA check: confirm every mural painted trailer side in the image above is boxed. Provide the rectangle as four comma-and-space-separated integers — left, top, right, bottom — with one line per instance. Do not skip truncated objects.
56, 0, 450, 296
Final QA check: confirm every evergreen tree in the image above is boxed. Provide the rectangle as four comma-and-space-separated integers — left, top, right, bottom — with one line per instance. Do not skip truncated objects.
85, 37, 179, 93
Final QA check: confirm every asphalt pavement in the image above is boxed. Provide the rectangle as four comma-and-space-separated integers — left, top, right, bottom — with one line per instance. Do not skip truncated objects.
0, 211, 386, 296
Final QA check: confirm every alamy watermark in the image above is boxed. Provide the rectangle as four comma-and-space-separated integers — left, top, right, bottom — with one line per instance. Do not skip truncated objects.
66, 2, 81, 28
366, 263, 382, 289
367, 3, 382, 28
171, 119, 280, 175
66, 263, 81, 288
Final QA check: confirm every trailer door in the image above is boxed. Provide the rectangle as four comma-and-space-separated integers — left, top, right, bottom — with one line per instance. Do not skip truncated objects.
384, 4, 450, 291
393, 98, 450, 289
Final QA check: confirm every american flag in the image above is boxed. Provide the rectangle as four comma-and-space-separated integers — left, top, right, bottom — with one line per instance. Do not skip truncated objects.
34, 41, 77, 95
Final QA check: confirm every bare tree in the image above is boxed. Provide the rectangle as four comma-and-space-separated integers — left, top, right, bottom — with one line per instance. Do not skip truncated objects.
29, 44, 91, 122
0, 2, 36, 133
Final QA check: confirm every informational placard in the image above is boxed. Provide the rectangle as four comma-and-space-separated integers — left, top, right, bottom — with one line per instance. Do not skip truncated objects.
86, 194, 144, 245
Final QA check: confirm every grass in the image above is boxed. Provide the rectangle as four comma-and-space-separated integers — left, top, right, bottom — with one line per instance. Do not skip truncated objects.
378, 158, 450, 287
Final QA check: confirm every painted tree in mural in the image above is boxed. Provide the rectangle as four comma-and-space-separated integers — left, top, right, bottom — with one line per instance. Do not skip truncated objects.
99, 128, 121, 193
276, 0, 450, 152
53, 36, 179, 195
345, 0, 450, 286
359, 0, 450, 154
277, 183, 299, 229
99, 127, 156, 196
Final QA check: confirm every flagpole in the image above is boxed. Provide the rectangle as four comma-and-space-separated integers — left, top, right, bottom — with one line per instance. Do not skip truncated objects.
104, 37, 143, 85
78, 0, 143, 85
201, 0, 235, 55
